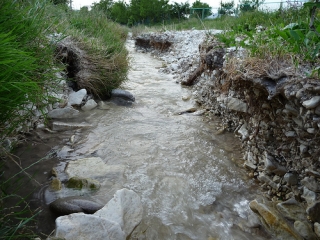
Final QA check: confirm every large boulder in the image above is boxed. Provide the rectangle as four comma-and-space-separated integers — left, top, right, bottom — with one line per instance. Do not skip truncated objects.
95, 188, 143, 236
53, 188, 143, 240
54, 214, 125, 240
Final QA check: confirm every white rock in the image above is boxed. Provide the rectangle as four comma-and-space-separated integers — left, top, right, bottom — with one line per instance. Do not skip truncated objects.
48, 107, 79, 119
224, 97, 247, 112
68, 89, 87, 106
302, 96, 320, 109
95, 189, 143, 236
65, 157, 126, 179
314, 222, 320, 238
54, 213, 125, 240
52, 122, 92, 131
237, 123, 249, 140
81, 99, 97, 111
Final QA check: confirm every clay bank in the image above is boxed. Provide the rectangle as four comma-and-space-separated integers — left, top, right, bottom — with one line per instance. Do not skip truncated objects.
135, 29, 320, 239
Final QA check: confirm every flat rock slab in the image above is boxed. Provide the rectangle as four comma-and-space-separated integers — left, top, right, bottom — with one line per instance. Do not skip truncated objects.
55, 213, 125, 240
52, 122, 92, 131
65, 157, 126, 179
50, 196, 103, 216
48, 107, 79, 119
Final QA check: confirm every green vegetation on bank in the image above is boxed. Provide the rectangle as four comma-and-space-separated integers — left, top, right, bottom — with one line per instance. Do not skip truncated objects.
0, 0, 129, 140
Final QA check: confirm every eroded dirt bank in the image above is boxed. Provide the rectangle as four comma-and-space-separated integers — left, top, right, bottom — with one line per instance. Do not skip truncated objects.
135, 30, 320, 239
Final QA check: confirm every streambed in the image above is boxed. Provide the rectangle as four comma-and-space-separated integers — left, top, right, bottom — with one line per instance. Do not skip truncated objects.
10, 37, 269, 239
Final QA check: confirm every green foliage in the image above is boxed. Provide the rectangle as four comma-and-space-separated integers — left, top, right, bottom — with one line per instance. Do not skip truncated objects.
190, 0, 212, 19
214, 4, 319, 76
92, 0, 114, 16
218, 0, 235, 15
68, 9, 129, 97
169, 2, 190, 21
240, 0, 265, 12
110, 1, 129, 24
0, 0, 59, 138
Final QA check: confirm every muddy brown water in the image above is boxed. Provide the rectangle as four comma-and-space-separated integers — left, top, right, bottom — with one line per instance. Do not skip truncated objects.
5, 38, 271, 239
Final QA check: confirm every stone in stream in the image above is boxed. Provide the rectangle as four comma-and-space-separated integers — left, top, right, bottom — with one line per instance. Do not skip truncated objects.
111, 89, 135, 101
81, 99, 97, 111
53, 188, 143, 240
48, 106, 79, 119
66, 176, 100, 190
68, 89, 87, 106
49, 196, 103, 216
54, 214, 125, 240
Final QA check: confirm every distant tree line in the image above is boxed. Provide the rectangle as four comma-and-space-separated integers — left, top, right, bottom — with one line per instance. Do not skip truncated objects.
89, 0, 211, 25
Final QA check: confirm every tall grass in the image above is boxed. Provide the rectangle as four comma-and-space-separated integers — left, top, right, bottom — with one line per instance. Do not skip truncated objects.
0, 0, 59, 139
66, 9, 129, 98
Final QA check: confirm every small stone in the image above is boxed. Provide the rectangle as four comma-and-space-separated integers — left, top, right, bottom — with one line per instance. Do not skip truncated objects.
302, 187, 317, 206
307, 128, 315, 134
285, 131, 296, 137
314, 222, 320, 238
302, 96, 320, 109
237, 123, 249, 140
294, 221, 318, 240
283, 172, 299, 186
301, 177, 320, 192
68, 89, 87, 106
51, 178, 62, 191
276, 198, 306, 221
67, 176, 101, 190
224, 97, 248, 112
52, 168, 58, 177
307, 201, 320, 222
81, 99, 97, 111
299, 145, 308, 155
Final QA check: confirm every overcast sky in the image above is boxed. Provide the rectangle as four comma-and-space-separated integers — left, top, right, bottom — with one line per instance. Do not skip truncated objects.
71, 0, 297, 11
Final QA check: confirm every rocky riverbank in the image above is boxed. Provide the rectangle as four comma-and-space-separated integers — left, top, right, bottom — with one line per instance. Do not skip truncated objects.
135, 30, 320, 239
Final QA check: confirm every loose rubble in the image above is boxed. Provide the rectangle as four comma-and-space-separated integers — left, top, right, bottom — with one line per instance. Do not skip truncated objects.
135, 30, 320, 239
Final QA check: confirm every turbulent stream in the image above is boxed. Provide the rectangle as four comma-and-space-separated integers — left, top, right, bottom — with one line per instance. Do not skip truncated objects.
10, 38, 270, 239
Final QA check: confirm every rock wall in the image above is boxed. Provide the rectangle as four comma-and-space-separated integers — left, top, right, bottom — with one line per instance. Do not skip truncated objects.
135, 31, 320, 239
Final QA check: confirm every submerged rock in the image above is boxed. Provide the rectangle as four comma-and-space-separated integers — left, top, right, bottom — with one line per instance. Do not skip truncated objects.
81, 99, 97, 111
66, 176, 100, 190
50, 196, 103, 216
48, 107, 79, 119
111, 89, 135, 102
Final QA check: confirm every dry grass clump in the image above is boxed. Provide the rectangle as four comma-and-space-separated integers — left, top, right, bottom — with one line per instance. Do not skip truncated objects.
223, 53, 298, 83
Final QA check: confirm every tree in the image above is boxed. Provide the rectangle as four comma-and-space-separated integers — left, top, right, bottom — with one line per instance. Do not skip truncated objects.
169, 2, 190, 21
239, 0, 264, 12
110, 1, 129, 24
191, 0, 211, 18
218, 0, 235, 15
92, 0, 114, 16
